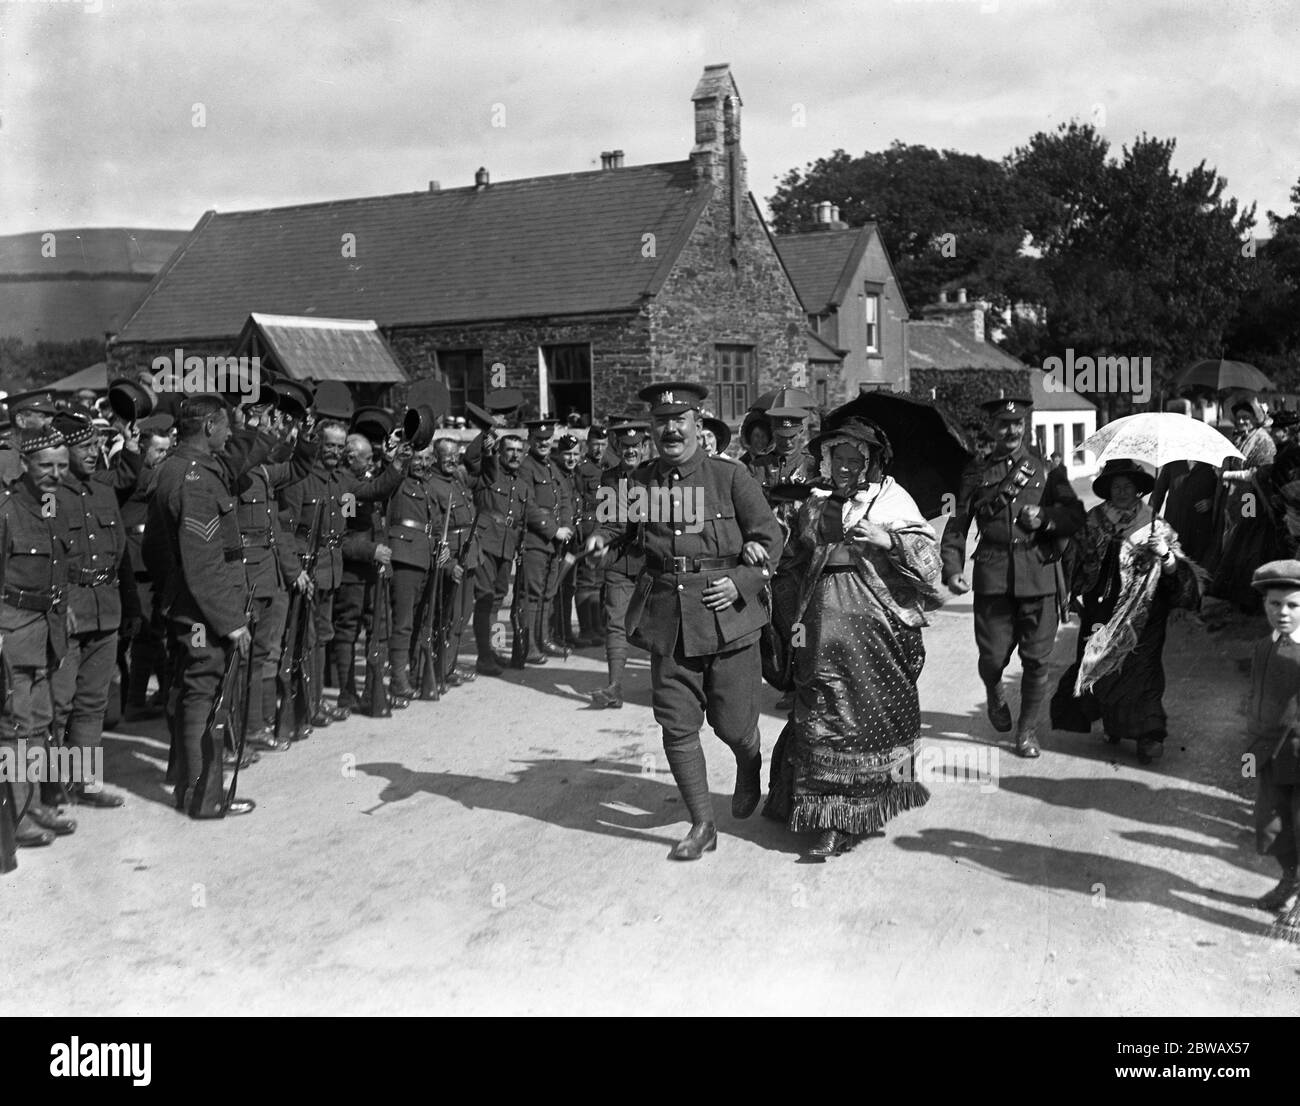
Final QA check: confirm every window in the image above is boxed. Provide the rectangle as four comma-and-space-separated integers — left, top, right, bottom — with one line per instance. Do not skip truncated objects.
814, 369, 828, 408
1072, 421, 1086, 466
714, 345, 756, 422
864, 291, 880, 353
1035, 425, 1048, 456
437, 350, 484, 416
1053, 423, 1065, 461
542, 344, 592, 425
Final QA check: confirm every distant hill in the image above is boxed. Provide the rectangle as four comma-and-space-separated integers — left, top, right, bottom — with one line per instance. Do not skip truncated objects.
0, 226, 190, 343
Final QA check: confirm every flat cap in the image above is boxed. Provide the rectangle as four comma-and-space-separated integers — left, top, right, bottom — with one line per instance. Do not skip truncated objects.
981, 397, 1033, 421
767, 406, 808, 437
1252, 560, 1300, 591
638, 380, 709, 416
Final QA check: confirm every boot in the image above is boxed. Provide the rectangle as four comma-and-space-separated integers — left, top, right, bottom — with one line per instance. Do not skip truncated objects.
540, 604, 570, 658
333, 641, 358, 713
520, 620, 548, 666
668, 822, 717, 861
389, 648, 417, 700
1014, 672, 1048, 758
663, 736, 716, 861
731, 730, 762, 819
474, 604, 509, 673
986, 681, 1012, 733
590, 682, 623, 708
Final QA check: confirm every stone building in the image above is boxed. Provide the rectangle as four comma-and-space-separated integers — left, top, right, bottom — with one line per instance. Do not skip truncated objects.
108, 64, 810, 427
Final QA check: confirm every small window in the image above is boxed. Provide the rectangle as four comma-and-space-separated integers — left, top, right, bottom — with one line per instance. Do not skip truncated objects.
436, 350, 485, 417
1072, 421, 1086, 466
715, 345, 755, 423
543, 344, 592, 425
1053, 423, 1065, 461
864, 292, 880, 353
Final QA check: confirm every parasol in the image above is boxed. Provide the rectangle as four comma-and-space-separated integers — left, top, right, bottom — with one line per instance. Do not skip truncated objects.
1079, 412, 1243, 470
1172, 358, 1273, 394
750, 386, 816, 413
820, 391, 971, 519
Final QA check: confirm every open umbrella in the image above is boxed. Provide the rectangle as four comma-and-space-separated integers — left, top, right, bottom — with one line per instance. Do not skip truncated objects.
1079, 412, 1243, 470
750, 386, 816, 413
820, 391, 971, 519
1173, 358, 1273, 393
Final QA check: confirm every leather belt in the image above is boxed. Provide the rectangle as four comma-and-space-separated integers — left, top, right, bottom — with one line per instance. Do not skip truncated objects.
645, 554, 740, 575
397, 519, 430, 533
74, 566, 117, 587
2, 584, 65, 612
241, 528, 274, 547
981, 537, 1037, 549
223, 549, 244, 563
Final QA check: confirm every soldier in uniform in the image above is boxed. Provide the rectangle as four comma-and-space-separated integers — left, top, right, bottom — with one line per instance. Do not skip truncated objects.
121, 417, 173, 721
0, 428, 77, 846
277, 413, 407, 727
572, 426, 608, 648
464, 431, 529, 676
589, 421, 648, 708
586, 383, 783, 860
146, 396, 255, 818
229, 397, 317, 748
1, 391, 61, 486
552, 433, 585, 648
940, 396, 1085, 757
519, 418, 576, 662
424, 437, 479, 688
50, 410, 140, 808
384, 441, 444, 701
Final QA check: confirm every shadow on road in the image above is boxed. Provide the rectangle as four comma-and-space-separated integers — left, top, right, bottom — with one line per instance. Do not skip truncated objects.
356, 757, 806, 856
892, 827, 1270, 937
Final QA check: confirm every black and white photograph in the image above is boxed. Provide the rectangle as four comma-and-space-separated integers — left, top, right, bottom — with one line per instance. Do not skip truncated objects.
2, 0, 1299, 1056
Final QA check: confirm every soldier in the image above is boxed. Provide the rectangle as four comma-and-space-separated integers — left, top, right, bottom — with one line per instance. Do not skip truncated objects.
586, 383, 783, 860
121, 417, 173, 721
940, 396, 1085, 758
424, 437, 479, 688
146, 396, 256, 818
464, 431, 529, 676
519, 418, 576, 663
0, 428, 77, 846
552, 433, 585, 648
50, 409, 140, 808
572, 426, 608, 648
334, 432, 392, 715
384, 441, 444, 701
277, 414, 407, 728
1, 391, 61, 486
589, 421, 648, 708
229, 397, 317, 747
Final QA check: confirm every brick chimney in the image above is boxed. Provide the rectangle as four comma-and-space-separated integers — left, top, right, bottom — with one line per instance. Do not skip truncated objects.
691, 64, 746, 241
919, 287, 987, 342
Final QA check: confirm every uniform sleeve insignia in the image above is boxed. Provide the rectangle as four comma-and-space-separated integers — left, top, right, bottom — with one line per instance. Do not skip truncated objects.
185, 470, 201, 482
183, 515, 221, 542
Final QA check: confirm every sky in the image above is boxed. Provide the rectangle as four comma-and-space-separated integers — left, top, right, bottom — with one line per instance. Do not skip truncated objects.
1, 0, 1297, 237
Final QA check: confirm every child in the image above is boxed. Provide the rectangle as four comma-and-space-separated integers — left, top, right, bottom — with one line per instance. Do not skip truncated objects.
1247, 561, 1300, 934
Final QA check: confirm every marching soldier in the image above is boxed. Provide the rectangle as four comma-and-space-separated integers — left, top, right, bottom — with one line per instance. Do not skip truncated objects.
940, 396, 1085, 757
0, 428, 77, 847
552, 433, 585, 648
145, 396, 255, 818
586, 383, 782, 861
424, 437, 479, 688
384, 441, 444, 702
464, 431, 529, 676
50, 409, 140, 808
572, 427, 608, 647
589, 421, 648, 708
519, 418, 576, 662
277, 411, 407, 727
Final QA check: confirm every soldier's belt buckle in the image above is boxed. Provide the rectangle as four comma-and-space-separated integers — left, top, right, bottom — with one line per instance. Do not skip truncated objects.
666, 556, 690, 573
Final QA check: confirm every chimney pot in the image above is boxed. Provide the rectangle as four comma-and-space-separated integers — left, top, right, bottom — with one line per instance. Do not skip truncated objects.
600, 152, 613, 170
428, 180, 441, 192
938, 290, 949, 304
957, 287, 968, 304
816, 201, 832, 224
475, 167, 489, 189
612, 149, 624, 168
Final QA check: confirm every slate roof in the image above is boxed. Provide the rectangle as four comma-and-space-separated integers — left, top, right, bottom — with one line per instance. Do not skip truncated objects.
116, 163, 712, 344
235, 314, 408, 384
774, 227, 874, 311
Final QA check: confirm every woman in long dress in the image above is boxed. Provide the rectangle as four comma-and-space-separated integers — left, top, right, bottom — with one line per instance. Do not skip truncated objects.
1050, 459, 1204, 764
763, 418, 943, 859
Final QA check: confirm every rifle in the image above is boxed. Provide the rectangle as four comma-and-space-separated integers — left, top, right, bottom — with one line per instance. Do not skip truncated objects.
225, 594, 258, 806
191, 590, 254, 816
416, 492, 454, 700
509, 542, 528, 668
275, 497, 324, 740
361, 502, 392, 718
433, 485, 483, 690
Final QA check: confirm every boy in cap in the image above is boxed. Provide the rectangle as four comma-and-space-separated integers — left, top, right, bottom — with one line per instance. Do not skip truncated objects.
941, 396, 1084, 757
1245, 560, 1300, 926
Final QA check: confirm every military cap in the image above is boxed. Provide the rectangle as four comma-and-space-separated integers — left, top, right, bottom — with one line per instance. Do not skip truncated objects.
273, 379, 314, 420
1272, 409, 1300, 429
53, 409, 96, 446
351, 406, 395, 442
638, 380, 709, 416
6, 388, 61, 416
485, 387, 525, 413
587, 425, 608, 441
980, 397, 1033, 421
700, 415, 732, 453
767, 406, 808, 437
313, 380, 355, 422
1251, 560, 1300, 592
1092, 458, 1154, 500
137, 413, 175, 436
554, 433, 580, 451
19, 427, 65, 454
524, 417, 558, 438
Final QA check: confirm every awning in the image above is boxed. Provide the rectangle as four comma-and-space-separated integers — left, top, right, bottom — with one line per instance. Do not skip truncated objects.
48, 361, 109, 393
233, 313, 408, 383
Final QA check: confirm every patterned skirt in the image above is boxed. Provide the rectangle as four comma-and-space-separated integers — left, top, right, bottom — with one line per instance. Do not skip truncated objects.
763, 566, 930, 835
